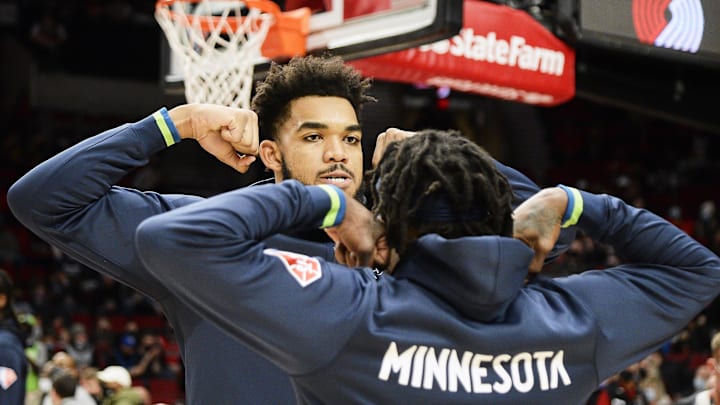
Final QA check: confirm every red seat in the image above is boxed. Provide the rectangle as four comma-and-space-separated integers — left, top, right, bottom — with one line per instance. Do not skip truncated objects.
148, 378, 180, 404
134, 314, 168, 331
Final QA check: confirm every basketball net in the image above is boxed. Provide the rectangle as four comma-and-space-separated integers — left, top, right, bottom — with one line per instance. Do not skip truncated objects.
155, 1, 275, 108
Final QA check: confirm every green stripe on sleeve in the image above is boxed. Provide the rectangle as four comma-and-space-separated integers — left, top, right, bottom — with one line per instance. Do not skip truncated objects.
562, 187, 583, 228
153, 110, 177, 147
317, 185, 342, 228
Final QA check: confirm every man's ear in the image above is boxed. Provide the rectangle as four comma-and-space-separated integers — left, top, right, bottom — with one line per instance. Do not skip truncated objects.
259, 139, 282, 172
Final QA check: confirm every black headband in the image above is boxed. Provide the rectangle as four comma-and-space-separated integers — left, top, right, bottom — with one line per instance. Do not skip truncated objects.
411, 193, 489, 223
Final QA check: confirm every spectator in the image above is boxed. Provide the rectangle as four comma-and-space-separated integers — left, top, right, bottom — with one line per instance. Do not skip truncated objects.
113, 323, 140, 371
691, 363, 712, 394
639, 352, 672, 405
18, 311, 48, 405
49, 324, 71, 356
66, 324, 93, 369
673, 331, 720, 404
48, 369, 78, 405
39, 352, 95, 405
662, 330, 697, 398
92, 317, 116, 370
616, 366, 650, 404
129, 332, 169, 381
78, 367, 103, 404
96, 366, 144, 405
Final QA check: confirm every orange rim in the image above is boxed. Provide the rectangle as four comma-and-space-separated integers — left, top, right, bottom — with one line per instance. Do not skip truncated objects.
157, 0, 279, 31
156, 0, 309, 58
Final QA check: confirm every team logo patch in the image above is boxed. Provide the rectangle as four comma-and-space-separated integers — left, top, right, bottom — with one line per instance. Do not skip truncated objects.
0, 366, 18, 390
264, 249, 322, 287
632, 0, 704, 53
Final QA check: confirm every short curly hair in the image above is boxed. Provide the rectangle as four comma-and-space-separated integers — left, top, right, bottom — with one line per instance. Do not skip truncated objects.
250, 55, 375, 142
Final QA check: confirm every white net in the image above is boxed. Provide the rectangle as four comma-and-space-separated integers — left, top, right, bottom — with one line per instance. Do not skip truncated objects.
155, 1, 275, 108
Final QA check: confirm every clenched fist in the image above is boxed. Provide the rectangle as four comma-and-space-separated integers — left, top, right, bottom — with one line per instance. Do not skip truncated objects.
169, 103, 259, 173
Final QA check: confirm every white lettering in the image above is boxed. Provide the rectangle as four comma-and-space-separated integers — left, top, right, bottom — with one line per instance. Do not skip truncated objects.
511, 352, 534, 393
447, 350, 473, 393
378, 342, 572, 394
492, 354, 512, 394
533, 351, 553, 390
471, 354, 493, 393
423, 348, 449, 391
419, 28, 566, 76
411, 346, 428, 388
550, 350, 572, 388
426, 77, 555, 105
378, 342, 415, 385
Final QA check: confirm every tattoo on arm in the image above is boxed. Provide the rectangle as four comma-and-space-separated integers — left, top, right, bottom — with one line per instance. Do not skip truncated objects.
516, 206, 561, 236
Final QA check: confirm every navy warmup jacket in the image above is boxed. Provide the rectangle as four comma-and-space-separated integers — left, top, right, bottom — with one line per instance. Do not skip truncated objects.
136, 180, 720, 404
0, 320, 27, 405
7, 110, 568, 404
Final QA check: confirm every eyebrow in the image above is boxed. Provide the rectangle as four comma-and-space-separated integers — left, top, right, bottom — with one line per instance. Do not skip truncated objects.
295, 122, 362, 133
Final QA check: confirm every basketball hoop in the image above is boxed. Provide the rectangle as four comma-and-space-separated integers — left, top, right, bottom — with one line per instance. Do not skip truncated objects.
155, 0, 310, 108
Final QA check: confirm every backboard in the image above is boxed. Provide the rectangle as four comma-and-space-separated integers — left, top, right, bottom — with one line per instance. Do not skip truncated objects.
159, 0, 463, 94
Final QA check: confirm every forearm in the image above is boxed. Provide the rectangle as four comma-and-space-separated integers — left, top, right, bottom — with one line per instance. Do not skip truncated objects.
550, 187, 720, 379
136, 181, 344, 269
7, 109, 188, 297
8, 111, 176, 227
576, 190, 719, 269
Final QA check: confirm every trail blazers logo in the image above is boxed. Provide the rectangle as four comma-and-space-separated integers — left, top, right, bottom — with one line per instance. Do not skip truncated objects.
633, 0, 705, 52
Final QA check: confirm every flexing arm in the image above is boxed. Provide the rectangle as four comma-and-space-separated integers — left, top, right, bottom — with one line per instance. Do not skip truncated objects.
7, 104, 259, 298
136, 181, 371, 375
542, 187, 720, 379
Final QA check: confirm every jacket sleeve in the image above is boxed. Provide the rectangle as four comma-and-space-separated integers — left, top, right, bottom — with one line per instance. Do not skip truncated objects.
135, 181, 374, 375
0, 335, 27, 405
555, 190, 720, 379
7, 111, 201, 300
495, 160, 575, 262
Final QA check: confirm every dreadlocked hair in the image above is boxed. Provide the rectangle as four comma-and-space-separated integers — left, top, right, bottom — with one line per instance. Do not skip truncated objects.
369, 129, 514, 254
251, 54, 375, 142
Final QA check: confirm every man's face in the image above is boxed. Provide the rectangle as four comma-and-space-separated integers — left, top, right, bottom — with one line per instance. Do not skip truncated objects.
262, 96, 363, 197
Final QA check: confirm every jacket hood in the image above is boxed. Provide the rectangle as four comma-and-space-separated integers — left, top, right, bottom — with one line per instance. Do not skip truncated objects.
392, 234, 534, 322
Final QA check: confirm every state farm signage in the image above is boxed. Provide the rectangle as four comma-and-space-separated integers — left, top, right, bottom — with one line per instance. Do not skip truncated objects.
349, 0, 575, 106
421, 29, 566, 77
